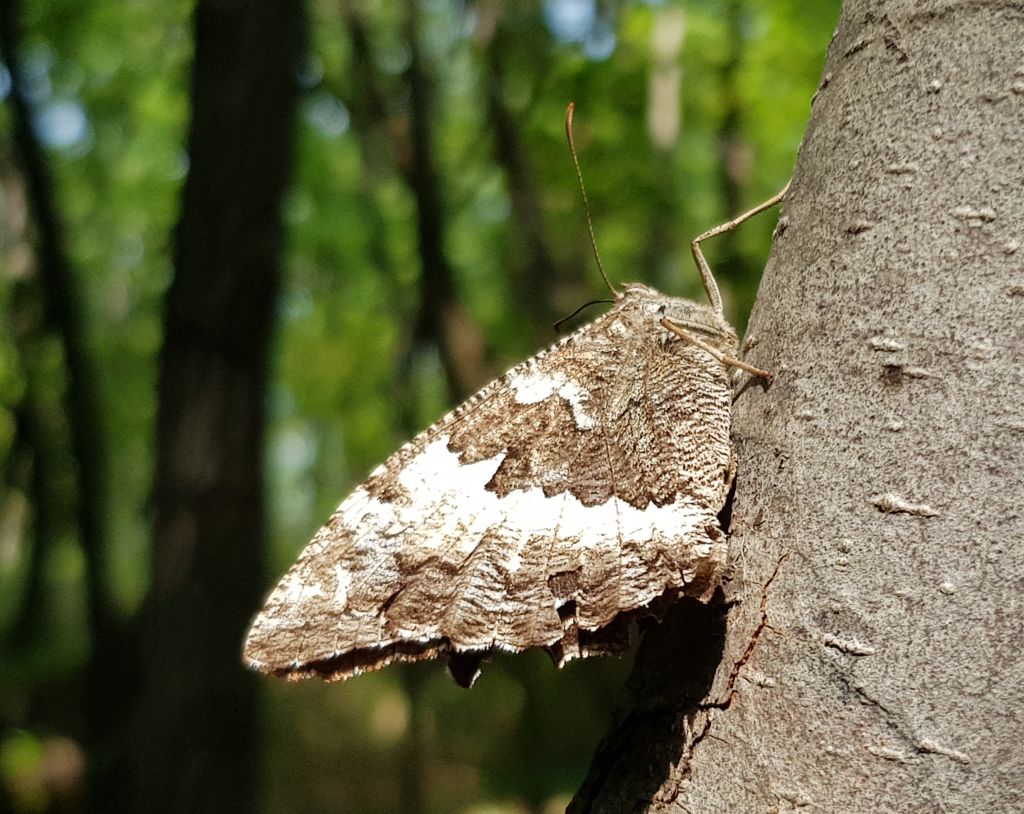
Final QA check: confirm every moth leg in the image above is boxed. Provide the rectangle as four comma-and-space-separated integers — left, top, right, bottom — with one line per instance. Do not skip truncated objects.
663, 317, 724, 338
660, 317, 773, 382
692, 180, 791, 317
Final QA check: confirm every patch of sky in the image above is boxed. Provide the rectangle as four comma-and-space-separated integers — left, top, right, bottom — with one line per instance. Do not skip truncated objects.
584, 20, 616, 60
545, 0, 595, 42
544, 0, 617, 60
305, 91, 350, 139
34, 99, 92, 152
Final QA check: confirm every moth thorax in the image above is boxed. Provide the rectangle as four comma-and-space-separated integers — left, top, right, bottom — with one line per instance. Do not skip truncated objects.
665, 302, 738, 354
621, 284, 738, 354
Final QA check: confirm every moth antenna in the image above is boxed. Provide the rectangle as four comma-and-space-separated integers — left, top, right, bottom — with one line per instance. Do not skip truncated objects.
565, 102, 618, 298
553, 298, 616, 333
691, 180, 791, 316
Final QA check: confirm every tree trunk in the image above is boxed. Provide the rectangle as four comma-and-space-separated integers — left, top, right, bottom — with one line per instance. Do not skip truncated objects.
1, 0, 112, 677
117, 2, 305, 812
572, 1, 1024, 811
478, 5, 560, 330
402, 0, 486, 401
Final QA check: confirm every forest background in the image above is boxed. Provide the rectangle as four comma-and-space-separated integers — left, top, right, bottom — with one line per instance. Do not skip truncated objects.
0, 1, 840, 811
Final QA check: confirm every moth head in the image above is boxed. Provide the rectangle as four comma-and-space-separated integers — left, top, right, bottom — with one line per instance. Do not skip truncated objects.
620, 282, 739, 354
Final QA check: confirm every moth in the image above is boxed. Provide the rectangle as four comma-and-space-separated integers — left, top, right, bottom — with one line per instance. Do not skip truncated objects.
244, 116, 786, 687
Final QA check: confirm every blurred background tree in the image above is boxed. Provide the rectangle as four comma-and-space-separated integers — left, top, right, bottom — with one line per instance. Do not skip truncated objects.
0, 0, 839, 811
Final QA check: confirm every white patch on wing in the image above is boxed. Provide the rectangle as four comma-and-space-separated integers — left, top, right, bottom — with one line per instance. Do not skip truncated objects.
556, 379, 596, 429
346, 436, 707, 552
508, 369, 560, 403
508, 369, 596, 429
333, 564, 351, 608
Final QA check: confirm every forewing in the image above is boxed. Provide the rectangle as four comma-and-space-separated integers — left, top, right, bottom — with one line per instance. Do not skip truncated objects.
244, 289, 734, 685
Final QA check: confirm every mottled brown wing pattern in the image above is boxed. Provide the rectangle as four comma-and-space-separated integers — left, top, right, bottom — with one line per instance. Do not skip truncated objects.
244, 284, 737, 686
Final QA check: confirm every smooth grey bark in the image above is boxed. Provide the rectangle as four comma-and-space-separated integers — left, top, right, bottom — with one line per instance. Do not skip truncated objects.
573, 1, 1024, 811
682, 1, 1023, 810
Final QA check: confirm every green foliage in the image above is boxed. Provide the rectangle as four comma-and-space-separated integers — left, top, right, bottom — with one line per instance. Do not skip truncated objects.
1, 0, 840, 811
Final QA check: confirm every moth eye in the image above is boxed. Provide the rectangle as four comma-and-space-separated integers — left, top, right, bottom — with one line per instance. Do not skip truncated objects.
657, 305, 666, 316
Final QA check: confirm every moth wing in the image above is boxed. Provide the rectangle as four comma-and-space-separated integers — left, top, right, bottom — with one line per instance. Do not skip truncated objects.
244, 288, 733, 686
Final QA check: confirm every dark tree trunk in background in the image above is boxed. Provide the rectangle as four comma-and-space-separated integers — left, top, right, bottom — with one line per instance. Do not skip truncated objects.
1, 0, 112, 690
572, 0, 1024, 811
339, 0, 486, 404
117, 1, 305, 811
477, 5, 559, 331
1, 8, 135, 803
402, 1, 485, 401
